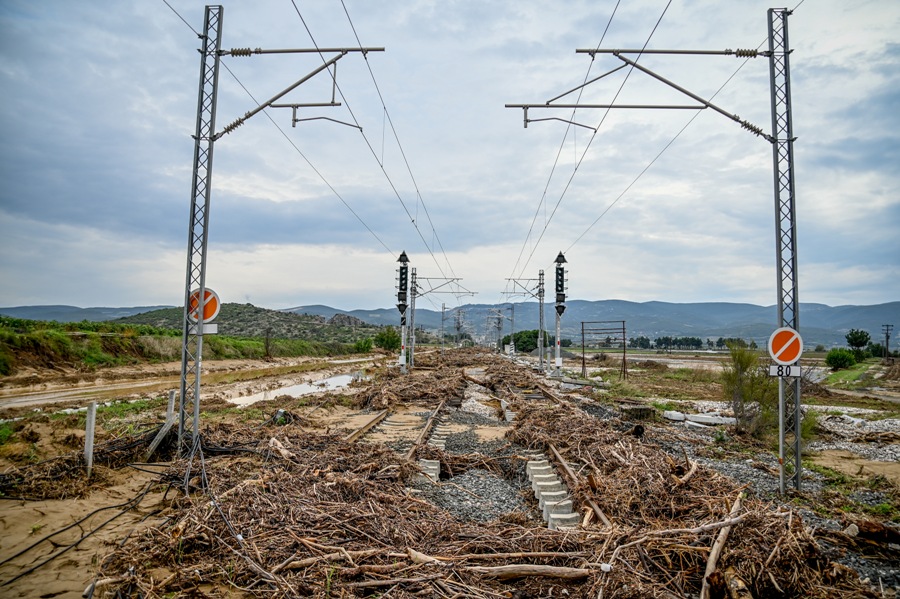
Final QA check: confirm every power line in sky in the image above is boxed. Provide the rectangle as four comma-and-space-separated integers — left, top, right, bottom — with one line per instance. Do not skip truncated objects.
564, 0, 809, 252
160, 0, 395, 257
505, 0, 622, 299
288, 0, 461, 290
339, 0, 459, 284
510, 0, 673, 281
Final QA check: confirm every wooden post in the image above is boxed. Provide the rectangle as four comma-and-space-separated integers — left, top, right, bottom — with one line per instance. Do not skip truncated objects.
84, 402, 97, 477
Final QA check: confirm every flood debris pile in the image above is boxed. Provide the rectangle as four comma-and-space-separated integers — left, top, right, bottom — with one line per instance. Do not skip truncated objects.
8, 354, 894, 598
359, 367, 467, 409
508, 402, 879, 598
0, 425, 166, 500
96, 426, 590, 598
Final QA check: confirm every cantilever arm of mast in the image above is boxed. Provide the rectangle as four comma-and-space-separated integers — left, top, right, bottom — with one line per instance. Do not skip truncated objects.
506, 47, 772, 142
223, 47, 384, 56
575, 48, 768, 57
414, 277, 460, 296
215, 48, 384, 139
504, 278, 541, 299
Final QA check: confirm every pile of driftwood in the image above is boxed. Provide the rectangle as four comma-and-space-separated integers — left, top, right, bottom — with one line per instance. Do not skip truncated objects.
97, 426, 593, 598
359, 367, 467, 410
507, 402, 877, 598
93, 406, 878, 598
0, 425, 165, 500
40, 353, 881, 598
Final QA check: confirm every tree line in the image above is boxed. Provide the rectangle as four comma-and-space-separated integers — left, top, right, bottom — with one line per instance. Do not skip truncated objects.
627, 336, 757, 350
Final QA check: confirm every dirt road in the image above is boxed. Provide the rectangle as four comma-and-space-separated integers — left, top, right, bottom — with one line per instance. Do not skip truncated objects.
0, 356, 378, 413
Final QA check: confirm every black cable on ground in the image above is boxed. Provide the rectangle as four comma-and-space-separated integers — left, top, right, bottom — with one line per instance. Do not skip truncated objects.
0, 481, 156, 588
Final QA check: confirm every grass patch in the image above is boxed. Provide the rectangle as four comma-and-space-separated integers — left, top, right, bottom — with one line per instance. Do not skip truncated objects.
823, 360, 875, 387
805, 461, 853, 489
663, 367, 718, 384
606, 380, 647, 399
97, 399, 156, 419
650, 399, 678, 412
863, 502, 900, 522
0, 422, 15, 446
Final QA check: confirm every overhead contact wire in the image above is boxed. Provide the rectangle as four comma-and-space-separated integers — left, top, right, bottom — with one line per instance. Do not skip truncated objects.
289, 0, 454, 282
339, 0, 462, 296
565, 0, 807, 251
161, 0, 395, 257
517, 0, 673, 278
509, 0, 622, 283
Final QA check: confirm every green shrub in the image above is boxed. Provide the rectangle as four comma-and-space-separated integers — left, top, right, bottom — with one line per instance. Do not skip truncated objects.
0, 346, 13, 376
0, 422, 14, 445
353, 338, 373, 353
374, 327, 401, 352
825, 348, 856, 370
801, 409, 819, 441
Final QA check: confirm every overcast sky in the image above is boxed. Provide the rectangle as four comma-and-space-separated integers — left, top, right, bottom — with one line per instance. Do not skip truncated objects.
1, 0, 898, 314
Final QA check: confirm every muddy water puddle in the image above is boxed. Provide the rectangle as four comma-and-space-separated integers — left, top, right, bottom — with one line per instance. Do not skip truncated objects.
229, 374, 355, 406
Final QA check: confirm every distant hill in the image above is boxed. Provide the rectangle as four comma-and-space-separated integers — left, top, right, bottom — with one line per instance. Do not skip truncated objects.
285, 300, 900, 347
4, 300, 896, 348
0, 305, 172, 322
114, 303, 383, 343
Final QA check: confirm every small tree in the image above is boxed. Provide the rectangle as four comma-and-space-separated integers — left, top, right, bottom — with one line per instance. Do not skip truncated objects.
721, 343, 778, 436
373, 327, 401, 352
845, 329, 871, 361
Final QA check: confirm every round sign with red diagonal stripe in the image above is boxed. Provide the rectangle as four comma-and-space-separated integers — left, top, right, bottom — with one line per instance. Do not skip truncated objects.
188, 288, 220, 323
768, 327, 803, 365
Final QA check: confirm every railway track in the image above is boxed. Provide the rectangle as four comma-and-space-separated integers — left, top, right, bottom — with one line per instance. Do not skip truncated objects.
333, 363, 593, 530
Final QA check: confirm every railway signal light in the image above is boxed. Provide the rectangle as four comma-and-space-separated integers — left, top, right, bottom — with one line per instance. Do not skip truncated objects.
397, 251, 409, 306
554, 251, 567, 304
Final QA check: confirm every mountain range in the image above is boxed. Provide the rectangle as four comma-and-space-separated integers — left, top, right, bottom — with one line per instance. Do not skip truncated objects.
2, 300, 896, 347
284, 300, 898, 347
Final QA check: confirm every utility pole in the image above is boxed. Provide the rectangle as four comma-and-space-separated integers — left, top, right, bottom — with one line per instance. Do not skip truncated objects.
884, 324, 894, 359
554, 252, 568, 377
176, 6, 382, 455
767, 8, 802, 493
408, 276, 472, 366
505, 273, 545, 366
178, 5, 223, 456
506, 9, 802, 491
409, 268, 417, 367
508, 304, 515, 355
539, 270, 545, 372
396, 251, 409, 374
491, 310, 504, 351
441, 303, 446, 357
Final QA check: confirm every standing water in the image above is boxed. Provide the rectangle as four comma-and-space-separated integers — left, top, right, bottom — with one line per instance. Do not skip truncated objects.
228, 373, 356, 407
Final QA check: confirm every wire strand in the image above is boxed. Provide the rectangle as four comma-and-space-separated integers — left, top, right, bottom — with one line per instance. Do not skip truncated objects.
564, 0, 809, 251
161, 1, 395, 257
508, 0, 622, 283
339, 0, 459, 284
288, 0, 457, 287
515, 0, 673, 280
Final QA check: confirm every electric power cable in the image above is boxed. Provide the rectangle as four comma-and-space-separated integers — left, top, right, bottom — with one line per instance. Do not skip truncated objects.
564, 0, 807, 251
515, 0, 674, 279
287, 0, 457, 284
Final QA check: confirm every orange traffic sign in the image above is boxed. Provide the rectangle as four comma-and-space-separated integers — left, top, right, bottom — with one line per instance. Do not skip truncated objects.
188, 288, 220, 323
768, 327, 803, 365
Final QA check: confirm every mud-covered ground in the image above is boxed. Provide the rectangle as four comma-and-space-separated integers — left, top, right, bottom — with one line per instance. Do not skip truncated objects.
1, 351, 898, 598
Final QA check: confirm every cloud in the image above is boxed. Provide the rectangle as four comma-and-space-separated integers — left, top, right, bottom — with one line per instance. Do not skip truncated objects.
1, 0, 898, 315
